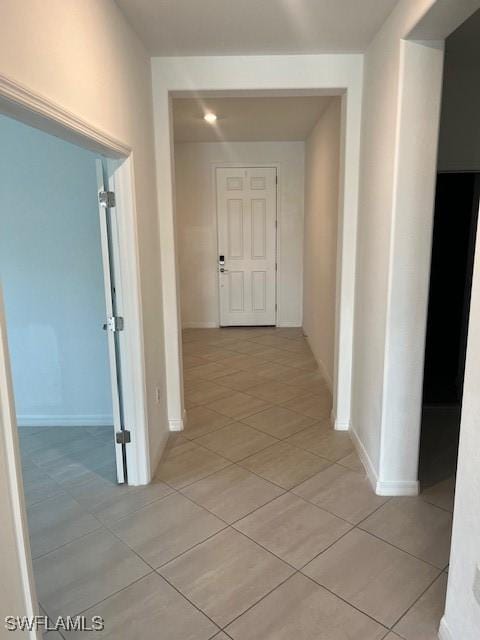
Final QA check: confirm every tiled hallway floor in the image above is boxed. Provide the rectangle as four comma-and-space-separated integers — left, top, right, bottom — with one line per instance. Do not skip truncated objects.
19, 328, 454, 639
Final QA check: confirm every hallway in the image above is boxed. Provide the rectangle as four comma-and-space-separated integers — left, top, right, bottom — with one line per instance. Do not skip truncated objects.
20, 328, 453, 639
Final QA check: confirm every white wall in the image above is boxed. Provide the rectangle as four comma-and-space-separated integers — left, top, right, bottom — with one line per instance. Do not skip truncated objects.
350, 0, 439, 489
0, 115, 113, 427
436, 8, 480, 640
174, 141, 305, 328
378, 40, 444, 491
0, 0, 168, 469
303, 98, 341, 389
440, 219, 480, 640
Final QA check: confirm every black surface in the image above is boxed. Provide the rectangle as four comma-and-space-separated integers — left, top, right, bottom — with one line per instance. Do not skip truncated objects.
419, 172, 479, 487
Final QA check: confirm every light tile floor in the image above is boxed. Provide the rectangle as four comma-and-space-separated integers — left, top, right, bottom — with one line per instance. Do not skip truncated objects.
19, 328, 454, 639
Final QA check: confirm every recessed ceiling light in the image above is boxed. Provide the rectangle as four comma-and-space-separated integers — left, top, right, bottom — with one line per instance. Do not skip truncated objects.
204, 112, 217, 124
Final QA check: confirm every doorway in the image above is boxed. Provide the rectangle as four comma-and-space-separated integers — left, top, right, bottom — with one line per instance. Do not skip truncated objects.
418, 172, 479, 488
0, 114, 127, 485
0, 69, 152, 632
216, 166, 277, 327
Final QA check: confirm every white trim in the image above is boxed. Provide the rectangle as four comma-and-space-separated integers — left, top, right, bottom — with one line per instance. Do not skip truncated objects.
0, 290, 40, 640
314, 349, 333, 393
0, 73, 130, 157
349, 425, 379, 492
276, 321, 302, 328
17, 415, 113, 427
333, 415, 350, 431
375, 479, 420, 496
304, 335, 335, 425
169, 408, 187, 432
438, 617, 454, 640
182, 321, 219, 329
350, 425, 420, 496
169, 419, 184, 431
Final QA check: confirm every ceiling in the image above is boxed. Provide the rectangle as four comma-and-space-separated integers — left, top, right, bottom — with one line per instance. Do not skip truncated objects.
115, 0, 398, 56
172, 96, 334, 142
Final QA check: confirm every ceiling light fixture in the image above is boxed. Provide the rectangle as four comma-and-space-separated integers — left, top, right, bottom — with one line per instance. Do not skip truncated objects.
204, 112, 217, 124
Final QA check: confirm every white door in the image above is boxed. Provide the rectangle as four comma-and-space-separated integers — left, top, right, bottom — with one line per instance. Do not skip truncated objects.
217, 167, 277, 326
96, 160, 127, 483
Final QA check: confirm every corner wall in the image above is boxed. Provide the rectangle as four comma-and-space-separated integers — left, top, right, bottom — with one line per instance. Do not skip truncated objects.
350, 0, 440, 487
174, 141, 305, 328
303, 99, 342, 389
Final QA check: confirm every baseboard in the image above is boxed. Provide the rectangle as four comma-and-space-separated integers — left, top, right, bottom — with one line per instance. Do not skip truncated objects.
182, 322, 218, 329
375, 479, 420, 496
276, 321, 302, 328
303, 333, 333, 393
349, 425, 420, 496
149, 428, 170, 482
17, 414, 113, 427
169, 410, 187, 432
438, 617, 454, 640
349, 426, 378, 491
333, 414, 350, 431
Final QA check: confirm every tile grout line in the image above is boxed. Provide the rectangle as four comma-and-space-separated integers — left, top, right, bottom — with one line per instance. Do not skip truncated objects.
30, 517, 106, 563
299, 571, 393, 633
101, 514, 225, 633
190, 417, 351, 466
178, 477, 290, 526
219, 571, 297, 632
419, 494, 455, 514
60, 570, 158, 622
154, 571, 224, 635
388, 570, 445, 632
355, 525, 449, 571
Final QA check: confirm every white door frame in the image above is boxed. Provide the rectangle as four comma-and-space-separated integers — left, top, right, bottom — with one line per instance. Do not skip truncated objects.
212, 163, 279, 328
152, 56, 364, 434
0, 74, 150, 637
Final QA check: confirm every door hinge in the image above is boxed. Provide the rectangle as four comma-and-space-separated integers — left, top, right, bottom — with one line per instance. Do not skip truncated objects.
103, 316, 124, 332
116, 430, 131, 445
275, 303, 277, 311
98, 190, 116, 208
275, 262, 278, 272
